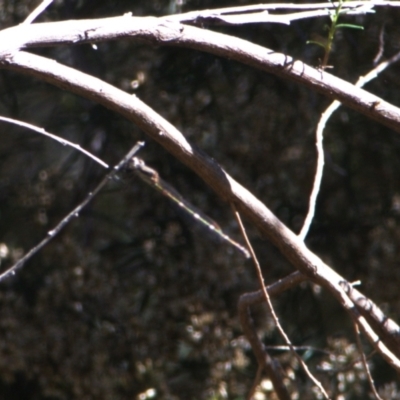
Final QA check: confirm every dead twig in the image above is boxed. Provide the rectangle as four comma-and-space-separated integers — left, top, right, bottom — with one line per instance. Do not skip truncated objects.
0, 141, 144, 281
233, 205, 329, 399
353, 322, 384, 400
0, 116, 108, 168
23, 0, 54, 24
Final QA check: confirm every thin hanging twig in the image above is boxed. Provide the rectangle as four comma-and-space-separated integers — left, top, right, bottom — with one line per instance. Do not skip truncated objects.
353, 322, 384, 400
238, 272, 307, 400
232, 204, 330, 399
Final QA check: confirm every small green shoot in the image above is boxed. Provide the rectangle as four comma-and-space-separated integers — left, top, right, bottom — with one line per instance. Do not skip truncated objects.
307, 0, 364, 69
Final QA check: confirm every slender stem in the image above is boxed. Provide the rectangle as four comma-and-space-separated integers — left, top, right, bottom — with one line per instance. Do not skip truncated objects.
129, 157, 250, 258
232, 204, 330, 400
23, 0, 54, 24
322, 0, 344, 67
0, 116, 109, 168
0, 142, 144, 281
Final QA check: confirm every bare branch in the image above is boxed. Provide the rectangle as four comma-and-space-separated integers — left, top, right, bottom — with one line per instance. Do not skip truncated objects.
246, 365, 264, 400
2, 50, 398, 372
240, 272, 307, 308
233, 206, 329, 399
0, 115, 109, 168
373, 23, 386, 66
342, 282, 400, 358
23, 0, 54, 24
0, 4, 399, 397
299, 50, 400, 239
353, 322, 383, 400
166, 1, 392, 24
0, 141, 144, 281
298, 97, 335, 240
238, 273, 306, 400
1, 17, 400, 135
170, 8, 373, 26
238, 272, 306, 399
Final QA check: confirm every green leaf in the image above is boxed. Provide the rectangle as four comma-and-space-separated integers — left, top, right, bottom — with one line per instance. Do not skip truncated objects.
306, 40, 327, 49
336, 23, 364, 30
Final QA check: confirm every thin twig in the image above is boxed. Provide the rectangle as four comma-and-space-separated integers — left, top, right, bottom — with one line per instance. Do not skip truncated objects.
246, 365, 264, 400
238, 272, 312, 399
264, 345, 330, 355
0, 116, 109, 168
6, 49, 400, 371
340, 281, 400, 357
353, 322, 384, 400
373, 24, 386, 66
166, 1, 381, 25
169, 8, 373, 26
232, 204, 330, 399
23, 0, 54, 24
127, 157, 250, 258
239, 301, 290, 400
299, 49, 400, 240
298, 98, 340, 241
239, 272, 306, 307
0, 141, 144, 282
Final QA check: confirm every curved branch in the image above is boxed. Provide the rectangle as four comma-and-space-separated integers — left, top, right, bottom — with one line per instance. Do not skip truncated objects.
0, 17, 400, 134
1, 50, 399, 372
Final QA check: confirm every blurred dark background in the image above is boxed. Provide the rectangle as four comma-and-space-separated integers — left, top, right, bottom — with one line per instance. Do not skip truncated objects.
0, 0, 399, 399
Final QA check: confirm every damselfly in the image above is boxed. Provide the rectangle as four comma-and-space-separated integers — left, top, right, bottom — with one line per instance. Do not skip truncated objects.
125, 157, 250, 259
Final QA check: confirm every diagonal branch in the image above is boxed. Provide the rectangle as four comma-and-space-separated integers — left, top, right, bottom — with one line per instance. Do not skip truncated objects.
0, 116, 109, 168
233, 207, 329, 399
22, 0, 54, 24
0, 141, 144, 281
1, 50, 398, 371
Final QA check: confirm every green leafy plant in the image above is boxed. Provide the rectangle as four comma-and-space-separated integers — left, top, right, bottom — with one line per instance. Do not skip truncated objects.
308, 0, 364, 68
